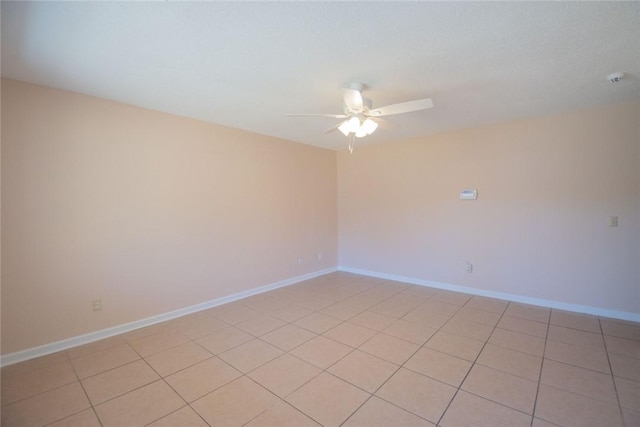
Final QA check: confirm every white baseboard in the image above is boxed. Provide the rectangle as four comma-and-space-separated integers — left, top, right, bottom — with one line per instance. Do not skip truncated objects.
339, 266, 640, 323
1, 267, 338, 367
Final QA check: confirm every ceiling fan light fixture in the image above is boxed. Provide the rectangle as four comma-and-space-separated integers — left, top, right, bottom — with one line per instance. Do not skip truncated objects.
287, 83, 433, 151
337, 120, 351, 136
347, 116, 360, 133
355, 127, 368, 138
362, 118, 378, 135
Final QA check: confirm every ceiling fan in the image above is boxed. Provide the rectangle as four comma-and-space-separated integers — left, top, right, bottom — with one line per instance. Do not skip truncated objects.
287, 82, 433, 152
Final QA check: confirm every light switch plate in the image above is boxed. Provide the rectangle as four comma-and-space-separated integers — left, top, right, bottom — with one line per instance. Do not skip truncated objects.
460, 189, 478, 200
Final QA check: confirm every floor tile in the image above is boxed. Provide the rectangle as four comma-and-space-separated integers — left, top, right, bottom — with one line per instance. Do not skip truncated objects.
321, 301, 367, 320
1, 351, 69, 378
208, 305, 260, 324
47, 408, 101, 427
622, 408, 640, 427
191, 376, 280, 426
431, 290, 471, 306
1, 382, 90, 427
349, 310, 397, 331
425, 330, 485, 361
323, 322, 377, 347
245, 401, 321, 427
248, 353, 321, 397
488, 328, 545, 356
402, 307, 451, 329
384, 319, 437, 345
601, 318, 640, 341
295, 312, 343, 334
610, 353, 640, 382
461, 364, 538, 414
81, 359, 160, 405
217, 338, 283, 373
94, 380, 184, 427
343, 396, 434, 427
418, 299, 460, 316
296, 297, 335, 311
144, 341, 212, 377
236, 314, 287, 336
376, 368, 456, 423
1, 360, 77, 405
359, 333, 420, 365
164, 357, 241, 402
4, 273, 637, 427
440, 390, 531, 427
547, 325, 604, 350
442, 317, 493, 342
550, 310, 601, 333
195, 325, 253, 354
174, 316, 229, 340
247, 295, 291, 312
404, 347, 471, 387
261, 324, 317, 351
269, 304, 313, 322
540, 359, 617, 404
290, 335, 353, 369
452, 306, 502, 326
147, 406, 208, 427
403, 285, 438, 299
286, 372, 370, 427
121, 323, 175, 343
128, 330, 191, 357
66, 336, 127, 360
534, 384, 623, 427
615, 376, 640, 411
504, 303, 550, 323
464, 295, 509, 314
544, 340, 610, 373
531, 418, 560, 427
497, 315, 548, 338
370, 299, 419, 318
477, 343, 542, 381
604, 334, 640, 358
328, 349, 398, 393
70, 343, 140, 379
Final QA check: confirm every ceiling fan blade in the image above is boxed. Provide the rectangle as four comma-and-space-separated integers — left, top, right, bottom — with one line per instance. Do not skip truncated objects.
369, 98, 433, 117
286, 113, 348, 118
342, 88, 363, 112
323, 122, 342, 134
371, 117, 397, 130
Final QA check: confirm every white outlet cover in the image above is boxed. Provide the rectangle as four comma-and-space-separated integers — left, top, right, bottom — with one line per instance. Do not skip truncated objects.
460, 189, 478, 200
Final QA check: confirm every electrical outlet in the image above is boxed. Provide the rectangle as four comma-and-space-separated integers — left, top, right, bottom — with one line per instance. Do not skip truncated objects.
92, 299, 102, 312
610, 216, 618, 227
297, 258, 303, 265
316, 253, 323, 262
466, 263, 473, 273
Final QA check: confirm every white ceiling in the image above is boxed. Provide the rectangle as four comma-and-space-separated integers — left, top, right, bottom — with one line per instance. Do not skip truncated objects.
2, 2, 639, 150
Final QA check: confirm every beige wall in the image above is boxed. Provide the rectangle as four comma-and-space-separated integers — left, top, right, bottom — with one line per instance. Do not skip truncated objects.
338, 102, 640, 315
2, 78, 638, 356
1, 79, 338, 354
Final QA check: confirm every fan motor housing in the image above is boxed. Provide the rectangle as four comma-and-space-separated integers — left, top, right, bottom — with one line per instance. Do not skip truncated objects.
344, 97, 372, 114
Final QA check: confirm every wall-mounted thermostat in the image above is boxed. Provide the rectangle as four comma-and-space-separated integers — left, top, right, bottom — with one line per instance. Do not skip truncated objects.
460, 189, 478, 200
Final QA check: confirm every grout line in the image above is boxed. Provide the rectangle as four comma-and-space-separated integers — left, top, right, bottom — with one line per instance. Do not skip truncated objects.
529, 309, 551, 427
66, 350, 105, 427
600, 317, 627, 427
345, 294, 470, 426
434, 300, 524, 426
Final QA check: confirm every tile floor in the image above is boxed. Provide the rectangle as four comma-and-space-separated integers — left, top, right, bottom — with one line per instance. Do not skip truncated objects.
2, 272, 639, 426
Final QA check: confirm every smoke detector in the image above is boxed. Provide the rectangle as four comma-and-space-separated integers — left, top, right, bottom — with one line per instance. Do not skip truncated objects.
607, 72, 625, 83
